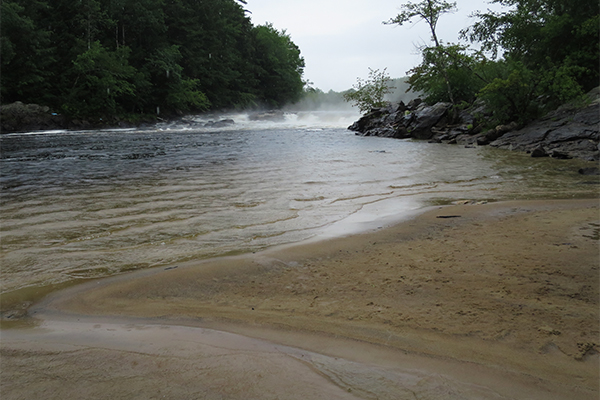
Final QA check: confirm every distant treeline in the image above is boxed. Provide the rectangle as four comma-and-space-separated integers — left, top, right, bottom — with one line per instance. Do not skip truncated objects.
1, 0, 305, 119
289, 78, 419, 112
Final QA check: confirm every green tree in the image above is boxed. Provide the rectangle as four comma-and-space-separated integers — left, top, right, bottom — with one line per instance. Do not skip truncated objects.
462, 0, 599, 123
144, 45, 210, 113
385, 0, 459, 115
63, 41, 136, 117
0, 0, 55, 103
476, 59, 541, 123
0, 0, 306, 119
343, 68, 394, 113
407, 44, 487, 105
164, 0, 257, 109
252, 24, 306, 108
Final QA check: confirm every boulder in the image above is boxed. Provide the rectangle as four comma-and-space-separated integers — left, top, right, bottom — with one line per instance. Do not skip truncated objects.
530, 145, 548, 158
205, 119, 235, 128
349, 101, 452, 140
348, 108, 387, 134
1, 102, 66, 133
406, 102, 452, 140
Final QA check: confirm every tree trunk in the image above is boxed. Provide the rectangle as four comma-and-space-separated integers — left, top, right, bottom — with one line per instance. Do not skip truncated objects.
430, 28, 458, 122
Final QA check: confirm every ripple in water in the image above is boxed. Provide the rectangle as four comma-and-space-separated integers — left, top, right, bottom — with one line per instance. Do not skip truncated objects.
1, 111, 597, 296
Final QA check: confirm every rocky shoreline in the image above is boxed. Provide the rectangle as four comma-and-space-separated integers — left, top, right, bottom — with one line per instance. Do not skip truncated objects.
0, 102, 157, 133
0, 102, 290, 134
349, 88, 600, 164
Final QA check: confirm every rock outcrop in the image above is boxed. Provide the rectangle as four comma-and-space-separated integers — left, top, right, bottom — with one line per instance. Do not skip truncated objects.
349, 100, 479, 143
0, 101, 153, 133
489, 100, 599, 161
1, 102, 66, 133
348, 89, 600, 162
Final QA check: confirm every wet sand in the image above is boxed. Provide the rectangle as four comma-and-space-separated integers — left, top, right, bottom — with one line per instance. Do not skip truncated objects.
2, 199, 599, 399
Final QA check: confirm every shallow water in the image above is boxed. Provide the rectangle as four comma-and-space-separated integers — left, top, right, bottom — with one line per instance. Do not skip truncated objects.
1, 110, 597, 296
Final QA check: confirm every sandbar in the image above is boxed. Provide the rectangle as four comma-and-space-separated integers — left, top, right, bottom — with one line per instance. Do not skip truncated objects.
2, 199, 599, 399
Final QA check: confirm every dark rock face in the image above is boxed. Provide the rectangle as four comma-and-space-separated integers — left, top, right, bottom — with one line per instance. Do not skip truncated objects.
530, 145, 549, 158
490, 101, 599, 161
407, 102, 452, 140
348, 101, 453, 140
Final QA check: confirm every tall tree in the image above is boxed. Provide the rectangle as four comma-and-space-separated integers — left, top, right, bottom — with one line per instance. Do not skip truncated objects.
385, 0, 458, 117
1, 0, 306, 118
252, 24, 305, 107
0, 0, 55, 103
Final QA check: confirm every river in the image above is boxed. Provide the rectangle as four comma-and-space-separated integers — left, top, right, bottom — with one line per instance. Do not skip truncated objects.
1, 110, 597, 301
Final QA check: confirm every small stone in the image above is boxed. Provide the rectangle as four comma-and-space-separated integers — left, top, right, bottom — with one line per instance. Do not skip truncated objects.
531, 145, 548, 157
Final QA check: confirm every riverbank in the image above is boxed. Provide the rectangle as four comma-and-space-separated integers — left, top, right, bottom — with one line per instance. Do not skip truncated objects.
2, 199, 598, 399
0, 102, 161, 133
349, 88, 600, 162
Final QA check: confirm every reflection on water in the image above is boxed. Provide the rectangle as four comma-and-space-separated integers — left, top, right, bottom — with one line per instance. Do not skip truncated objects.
1, 111, 597, 297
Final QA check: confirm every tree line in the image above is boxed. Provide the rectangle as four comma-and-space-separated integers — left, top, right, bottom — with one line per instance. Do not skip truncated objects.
1, 0, 306, 119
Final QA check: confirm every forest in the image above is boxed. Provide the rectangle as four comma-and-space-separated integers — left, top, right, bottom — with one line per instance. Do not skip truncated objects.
1, 0, 306, 119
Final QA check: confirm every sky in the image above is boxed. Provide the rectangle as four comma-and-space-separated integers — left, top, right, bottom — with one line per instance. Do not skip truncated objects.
246, 0, 505, 92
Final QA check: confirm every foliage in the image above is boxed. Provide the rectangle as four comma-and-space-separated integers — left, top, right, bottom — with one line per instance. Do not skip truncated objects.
389, 0, 599, 124
63, 42, 136, 117
407, 44, 487, 104
476, 60, 542, 124
252, 24, 306, 108
459, 0, 600, 124
0, 0, 55, 103
463, 0, 599, 89
0, 0, 306, 118
385, 0, 457, 46
343, 68, 394, 113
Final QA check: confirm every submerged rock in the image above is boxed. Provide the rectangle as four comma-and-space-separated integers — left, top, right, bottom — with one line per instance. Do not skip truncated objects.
249, 110, 285, 121
579, 167, 600, 175
205, 119, 235, 128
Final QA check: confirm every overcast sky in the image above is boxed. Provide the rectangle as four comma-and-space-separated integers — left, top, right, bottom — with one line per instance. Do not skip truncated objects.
246, 0, 505, 92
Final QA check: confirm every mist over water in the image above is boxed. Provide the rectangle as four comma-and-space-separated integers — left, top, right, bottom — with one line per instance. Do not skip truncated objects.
1, 110, 597, 296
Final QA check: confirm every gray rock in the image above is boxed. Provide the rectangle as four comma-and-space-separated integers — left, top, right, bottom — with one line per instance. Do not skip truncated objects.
205, 119, 235, 128
1, 102, 66, 133
550, 150, 572, 159
490, 102, 599, 161
406, 102, 452, 140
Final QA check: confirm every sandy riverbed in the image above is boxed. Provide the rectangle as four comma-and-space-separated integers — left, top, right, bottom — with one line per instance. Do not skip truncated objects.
1, 199, 598, 399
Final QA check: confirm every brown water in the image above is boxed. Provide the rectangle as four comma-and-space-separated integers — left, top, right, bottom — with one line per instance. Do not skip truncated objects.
1, 111, 597, 305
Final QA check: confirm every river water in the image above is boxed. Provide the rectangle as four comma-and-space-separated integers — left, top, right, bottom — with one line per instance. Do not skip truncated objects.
1, 111, 597, 299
